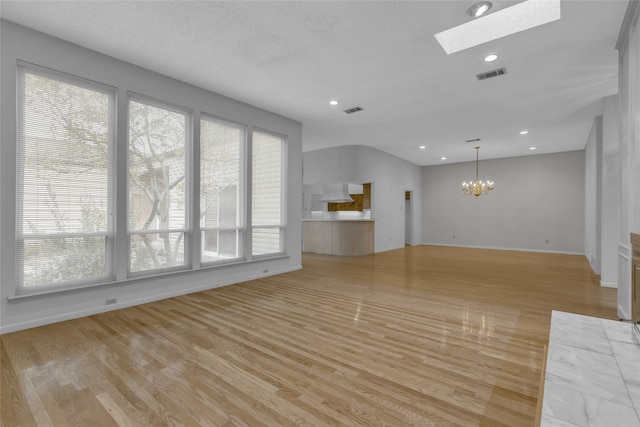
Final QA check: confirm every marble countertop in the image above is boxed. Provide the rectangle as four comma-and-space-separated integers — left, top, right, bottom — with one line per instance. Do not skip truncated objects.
541, 311, 640, 427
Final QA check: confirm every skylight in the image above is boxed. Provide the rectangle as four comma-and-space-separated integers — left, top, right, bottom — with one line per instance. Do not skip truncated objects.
434, 0, 561, 55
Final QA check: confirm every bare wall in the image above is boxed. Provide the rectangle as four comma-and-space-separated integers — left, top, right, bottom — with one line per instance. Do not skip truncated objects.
584, 116, 602, 272
421, 151, 585, 253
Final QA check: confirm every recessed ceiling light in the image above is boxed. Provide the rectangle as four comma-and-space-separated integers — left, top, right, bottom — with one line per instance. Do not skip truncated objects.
329, 100, 338, 106
441, 157, 447, 160
419, 145, 426, 150
520, 130, 529, 135
467, 1, 492, 18
529, 146, 536, 150
484, 54, 498, 62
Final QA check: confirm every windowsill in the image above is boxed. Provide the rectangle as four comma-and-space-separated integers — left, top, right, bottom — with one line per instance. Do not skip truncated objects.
7, 253, 289, 301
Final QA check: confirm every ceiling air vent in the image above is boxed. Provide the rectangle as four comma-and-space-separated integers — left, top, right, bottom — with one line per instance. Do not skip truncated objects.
344, 106, 364, 114
476, 68, 507, 81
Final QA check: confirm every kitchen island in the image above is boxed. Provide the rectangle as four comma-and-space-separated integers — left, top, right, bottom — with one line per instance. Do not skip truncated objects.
302, 219, 374, 256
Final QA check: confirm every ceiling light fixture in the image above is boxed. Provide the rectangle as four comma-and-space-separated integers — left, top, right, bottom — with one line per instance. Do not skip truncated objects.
419, 145, 426, 150
441, 157, 447, 160
530, 146, 537, 150
467, 1, 492, 18
462, 146, 494, 197
329, 100, 338, 106
520, 130, 529, 135
484, 54, 498, 62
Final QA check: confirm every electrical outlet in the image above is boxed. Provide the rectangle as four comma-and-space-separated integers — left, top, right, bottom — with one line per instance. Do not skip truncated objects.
105, 298, 117, 305
545, 239, 549, 244
263, 269, 269, 274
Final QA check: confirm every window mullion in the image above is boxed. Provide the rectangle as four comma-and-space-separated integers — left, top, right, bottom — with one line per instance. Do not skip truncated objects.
192, 111, 202, 270
115, 88, 129, 281
246, 128, 254, 261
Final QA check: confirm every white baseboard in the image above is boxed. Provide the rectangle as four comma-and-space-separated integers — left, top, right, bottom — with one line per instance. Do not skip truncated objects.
617, 305, 631, 321
600, 281, 618, 288
418, 242, 584, 256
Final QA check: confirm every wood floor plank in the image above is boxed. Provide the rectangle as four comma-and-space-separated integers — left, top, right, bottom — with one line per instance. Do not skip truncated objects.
1, 246, 617, 426
0, 342, 40, 427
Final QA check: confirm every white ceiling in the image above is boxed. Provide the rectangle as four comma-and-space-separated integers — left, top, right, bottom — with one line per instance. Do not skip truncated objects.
0, 0, 629, 166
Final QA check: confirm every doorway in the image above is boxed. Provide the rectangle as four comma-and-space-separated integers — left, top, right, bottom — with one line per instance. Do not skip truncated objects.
405, 191, 412, 245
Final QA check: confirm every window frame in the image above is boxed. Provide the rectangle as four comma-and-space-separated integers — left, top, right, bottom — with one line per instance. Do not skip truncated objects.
15, 61, 117, 294
199, 113, 248, 266
126, 93, 193, 277
249, 128, 288, 259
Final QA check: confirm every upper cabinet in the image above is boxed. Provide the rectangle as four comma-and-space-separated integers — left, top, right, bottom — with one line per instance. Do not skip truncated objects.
329, 183, 371, 212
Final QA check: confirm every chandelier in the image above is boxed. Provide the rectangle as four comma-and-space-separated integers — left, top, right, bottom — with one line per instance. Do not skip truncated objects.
462, 146, 494, 197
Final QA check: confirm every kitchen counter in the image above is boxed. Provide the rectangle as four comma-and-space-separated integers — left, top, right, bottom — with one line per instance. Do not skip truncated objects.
539, 311, 640, 426
302, 218, 374, 221
303, 219, 374, 256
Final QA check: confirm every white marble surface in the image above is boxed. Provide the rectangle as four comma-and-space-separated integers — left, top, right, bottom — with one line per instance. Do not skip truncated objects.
541, 311, 640, 427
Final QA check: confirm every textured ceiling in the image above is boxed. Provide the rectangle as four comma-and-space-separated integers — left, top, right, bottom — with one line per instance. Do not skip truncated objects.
0, 0, 629, 166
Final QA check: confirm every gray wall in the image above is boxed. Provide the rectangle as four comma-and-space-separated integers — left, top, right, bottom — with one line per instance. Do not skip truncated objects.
303, 145, 422, 252
422, 151, 585, 253
600, 96, 620, 288
584, 116, 602, 273
0, 20, 303, 333
616, 3, 639, 319
584, 95, 620, 288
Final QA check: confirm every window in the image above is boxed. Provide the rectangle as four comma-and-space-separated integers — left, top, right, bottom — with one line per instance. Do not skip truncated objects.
16, 65, 115, 293
128, 98, 190, 273
14, 62, 290, 297
200, 117, 245, 263
251, 130, 285, 256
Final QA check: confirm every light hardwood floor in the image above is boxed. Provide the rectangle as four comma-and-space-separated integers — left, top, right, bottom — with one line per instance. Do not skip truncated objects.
1, 246, 617, 426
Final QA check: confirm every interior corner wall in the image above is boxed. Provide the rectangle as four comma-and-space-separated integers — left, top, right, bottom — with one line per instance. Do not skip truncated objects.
616, 0, 640, 320
601, 95, 621, 288
584, 116, 603, 274
0, 20, 303, 333
421, 151, 585, 253
302, 145, 422, 253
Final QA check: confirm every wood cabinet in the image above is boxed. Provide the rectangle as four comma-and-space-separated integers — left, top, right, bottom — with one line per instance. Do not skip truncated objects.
328, 183, 371, 212
327, 194, 364, 212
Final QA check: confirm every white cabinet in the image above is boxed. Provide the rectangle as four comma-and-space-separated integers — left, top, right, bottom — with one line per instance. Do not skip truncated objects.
303, 220, 374, 256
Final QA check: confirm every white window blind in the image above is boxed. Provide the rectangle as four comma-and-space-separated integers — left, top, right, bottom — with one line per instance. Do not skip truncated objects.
200, 117, 245, 263
16, 65, 116, 293
251, 130, 285, 256
128, 98, 190, 273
